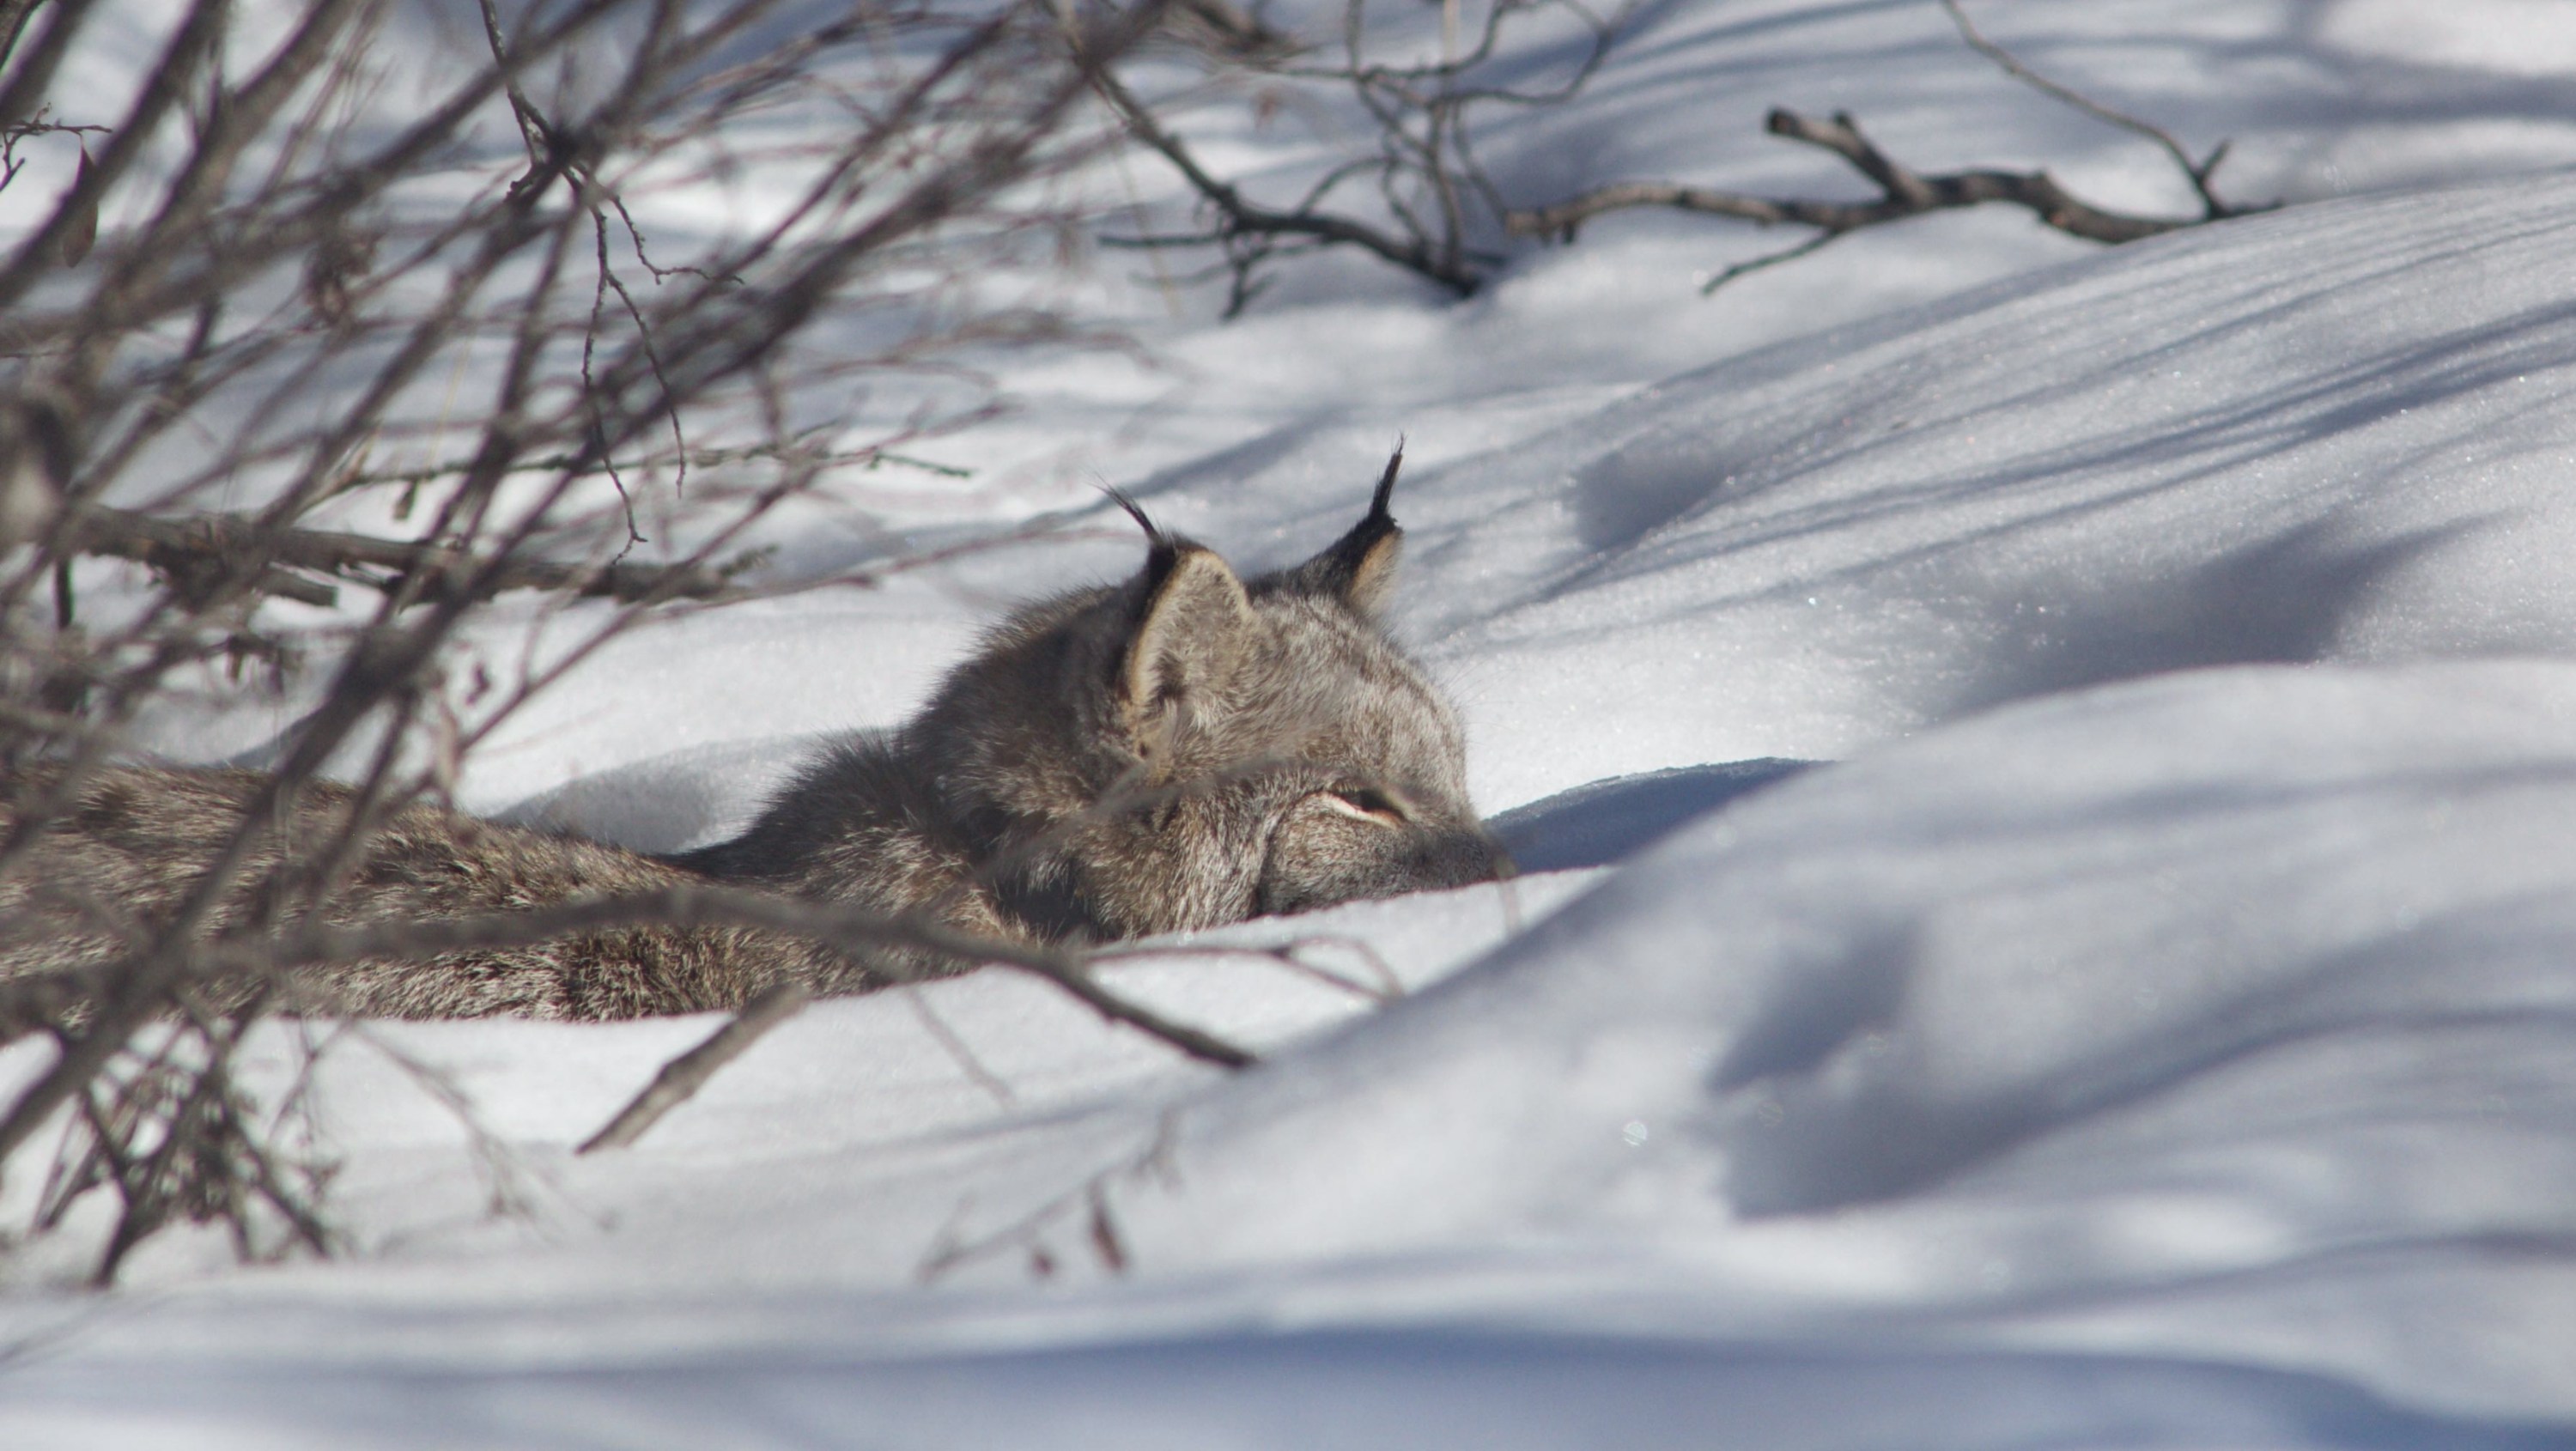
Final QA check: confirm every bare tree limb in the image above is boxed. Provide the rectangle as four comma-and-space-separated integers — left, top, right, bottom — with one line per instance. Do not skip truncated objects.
917, 1108, 1182, 1282
1096, 933, 1402, 1003
1160, 0, 1298, 63
1693, 229, 1839, 296
330, 439, 971, 495
901, 983, 1020, 1105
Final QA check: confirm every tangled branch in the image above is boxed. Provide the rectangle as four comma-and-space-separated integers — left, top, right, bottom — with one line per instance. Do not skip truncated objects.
0, 0, 1179, 1281
1096, 64, 1484, 307
1108, 0, 2262, 306
1510, 3, 2264, 293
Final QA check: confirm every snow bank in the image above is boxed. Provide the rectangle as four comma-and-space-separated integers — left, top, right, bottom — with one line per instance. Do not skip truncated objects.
12, 663, 2576, 1447
12, 3, 2576, 1446
1395, 173, 2576, 805
1117, 662, 2576, 1421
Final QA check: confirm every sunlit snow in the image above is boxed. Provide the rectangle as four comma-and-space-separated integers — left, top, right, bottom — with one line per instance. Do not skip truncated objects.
8, 2, 2576, 1447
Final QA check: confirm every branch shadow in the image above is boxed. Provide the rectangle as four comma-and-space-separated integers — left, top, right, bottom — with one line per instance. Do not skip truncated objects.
1936, 512, 2498, 717
1711, 879, 2576, 1219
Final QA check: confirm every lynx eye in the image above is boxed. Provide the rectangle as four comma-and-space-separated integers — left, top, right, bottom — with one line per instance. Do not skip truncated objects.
1321, 786, 1406, 823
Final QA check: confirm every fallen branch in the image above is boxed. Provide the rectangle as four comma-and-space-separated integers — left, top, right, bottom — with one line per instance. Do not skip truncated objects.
902, 983, 1018, 1105
577, 980, 811, 1152
1097, 0, 1631, 309
1509, 107, 2196, 249
1510, 3, 2268, 294
1095, 933, 1403, 1003
1096, 0, 2260, 308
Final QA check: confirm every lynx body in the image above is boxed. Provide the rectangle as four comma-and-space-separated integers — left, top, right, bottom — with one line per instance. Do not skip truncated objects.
0, 462, 1502, 1020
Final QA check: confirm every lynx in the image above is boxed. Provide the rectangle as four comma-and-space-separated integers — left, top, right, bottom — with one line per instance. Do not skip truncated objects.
0, 456, 1504, 1022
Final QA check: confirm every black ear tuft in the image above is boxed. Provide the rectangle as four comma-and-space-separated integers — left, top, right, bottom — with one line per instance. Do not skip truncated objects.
1272, 443, 1406, 620
1103, 487, 1162, 542
1104, 486, 1179, 576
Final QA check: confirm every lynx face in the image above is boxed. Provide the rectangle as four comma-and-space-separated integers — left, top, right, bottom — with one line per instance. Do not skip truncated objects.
1257, 783, 1501, 918
1063, 456, 1510, 935
1229, 589, 1501, 920
907, 451, 1509, 943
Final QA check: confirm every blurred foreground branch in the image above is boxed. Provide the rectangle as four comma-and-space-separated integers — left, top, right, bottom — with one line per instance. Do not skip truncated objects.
62, 505, 741, 609
0, 0, 1176, 1282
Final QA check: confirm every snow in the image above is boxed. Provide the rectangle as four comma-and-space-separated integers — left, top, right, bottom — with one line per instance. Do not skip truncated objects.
10, 1, 2576, 1445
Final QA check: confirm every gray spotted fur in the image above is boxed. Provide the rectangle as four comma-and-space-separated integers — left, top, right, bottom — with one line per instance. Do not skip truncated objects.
0, 464, 1504, 1022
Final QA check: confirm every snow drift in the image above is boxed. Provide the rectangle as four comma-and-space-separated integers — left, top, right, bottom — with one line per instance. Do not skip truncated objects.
11, 6, 2576, 1444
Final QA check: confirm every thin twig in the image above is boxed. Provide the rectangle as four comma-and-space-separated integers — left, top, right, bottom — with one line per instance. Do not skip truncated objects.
917, 1108, 1182, 1282
902, 983, 1018, 1106
332, 440, 970, 494
578, 980, 811, 1152
62, 504, 738, 607
1697, 229, 1839, 296
1094, 935, 1401, 1003
1938, 0, 2243, 220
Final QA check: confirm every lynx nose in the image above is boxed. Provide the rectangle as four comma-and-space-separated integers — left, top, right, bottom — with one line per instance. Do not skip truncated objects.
1425, 824, 1513, 889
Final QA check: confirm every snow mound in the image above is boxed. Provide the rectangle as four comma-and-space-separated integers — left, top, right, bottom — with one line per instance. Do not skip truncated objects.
1486, 759, 1814, 871
889, 658, 2576, 1432
22, 143, 2576, 1451
12, 663, 2575, 1446
1379, 173, 2576, 805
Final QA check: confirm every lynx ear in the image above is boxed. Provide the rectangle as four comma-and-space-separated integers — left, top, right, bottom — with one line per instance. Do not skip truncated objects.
1277, 445, 1404, 620
1121, 542, 1257, 757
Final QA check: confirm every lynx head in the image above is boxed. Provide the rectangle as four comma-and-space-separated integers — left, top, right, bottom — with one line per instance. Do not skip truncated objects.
921, 448, 1507, 940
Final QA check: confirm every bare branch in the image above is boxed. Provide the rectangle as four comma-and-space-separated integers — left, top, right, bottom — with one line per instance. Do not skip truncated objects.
1125, 0, 2261, 306
1160, 0, 1299, 63
918, 1108, 1182, 1282
1093, 65, 1482, 301
903, 983, 1018, 1106
1695, 229, 1840, 297
1102, 0, 1626, 307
